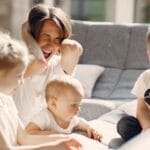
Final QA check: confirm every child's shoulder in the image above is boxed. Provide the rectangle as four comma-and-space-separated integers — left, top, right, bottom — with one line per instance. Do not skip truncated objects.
136, 69, 150, 84
142, 69, 150, 77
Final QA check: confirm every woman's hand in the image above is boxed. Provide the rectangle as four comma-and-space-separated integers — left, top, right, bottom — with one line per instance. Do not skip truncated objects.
61, 137, 83, 150
60, 39, 83, 75
24, 56, 47, 78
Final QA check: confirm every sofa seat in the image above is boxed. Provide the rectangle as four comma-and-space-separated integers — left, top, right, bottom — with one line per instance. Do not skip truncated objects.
93, 68, 143, 100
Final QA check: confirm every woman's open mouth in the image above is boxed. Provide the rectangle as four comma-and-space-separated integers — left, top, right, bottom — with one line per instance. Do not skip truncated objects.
43, 51, 51, 59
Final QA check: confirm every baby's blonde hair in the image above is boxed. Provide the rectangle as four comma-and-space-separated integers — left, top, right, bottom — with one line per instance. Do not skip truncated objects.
0, 32, 29, 72
45, 75, 84, 102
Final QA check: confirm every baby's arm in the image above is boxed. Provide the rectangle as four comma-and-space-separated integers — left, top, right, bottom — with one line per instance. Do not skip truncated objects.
26, 122, 58, 135
74, 118, 102, 141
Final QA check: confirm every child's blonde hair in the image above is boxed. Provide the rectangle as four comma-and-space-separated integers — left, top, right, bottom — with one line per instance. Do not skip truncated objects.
0, 32, 29, 72
45, 75, 84, 102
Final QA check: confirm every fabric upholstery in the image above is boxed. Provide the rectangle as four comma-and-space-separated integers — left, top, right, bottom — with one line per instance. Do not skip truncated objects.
125, 25, 149, 69
83, 24, 130, 69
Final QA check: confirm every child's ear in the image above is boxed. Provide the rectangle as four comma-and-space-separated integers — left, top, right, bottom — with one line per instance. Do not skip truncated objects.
48, 96, 57, 108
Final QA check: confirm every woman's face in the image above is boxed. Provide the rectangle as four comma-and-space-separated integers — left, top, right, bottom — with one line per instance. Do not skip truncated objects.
37, 20, 62, 60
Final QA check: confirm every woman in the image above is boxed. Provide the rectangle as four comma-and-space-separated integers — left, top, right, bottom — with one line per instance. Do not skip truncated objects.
13, 4, 83, 126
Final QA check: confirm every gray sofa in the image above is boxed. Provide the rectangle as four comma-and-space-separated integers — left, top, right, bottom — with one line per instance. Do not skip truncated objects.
72, 20, 149, 100
71, 20, 149, 149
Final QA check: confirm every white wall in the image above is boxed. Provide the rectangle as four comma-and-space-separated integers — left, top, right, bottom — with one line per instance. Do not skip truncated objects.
11, 0, 30, 39
106, 0, 135, 23
44, 0, 54, 6
115, 0, 135, 23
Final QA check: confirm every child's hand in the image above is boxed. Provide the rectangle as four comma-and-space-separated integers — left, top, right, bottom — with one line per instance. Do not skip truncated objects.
87, 127, 102, 142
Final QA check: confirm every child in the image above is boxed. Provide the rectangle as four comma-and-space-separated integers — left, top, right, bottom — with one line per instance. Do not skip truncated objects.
117, 31, 150, 141
26, 75, 102, 141
0, 32, 82, 150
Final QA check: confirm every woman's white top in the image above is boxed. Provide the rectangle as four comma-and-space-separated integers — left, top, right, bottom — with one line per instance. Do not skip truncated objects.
13, 55, 65, 126
31, 109, 81, 134
0, 93, 19, 145
131, 69, 150, 98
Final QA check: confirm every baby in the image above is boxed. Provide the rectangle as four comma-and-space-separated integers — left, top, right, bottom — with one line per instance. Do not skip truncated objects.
26, 75, 102, 141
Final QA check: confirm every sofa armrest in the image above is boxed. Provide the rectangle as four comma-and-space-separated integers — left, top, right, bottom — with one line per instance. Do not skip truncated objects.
79, 99, 121, 120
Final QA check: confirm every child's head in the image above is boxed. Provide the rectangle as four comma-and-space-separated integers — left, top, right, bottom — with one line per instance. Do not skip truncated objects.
45, 75, 84, 122
0, 32, 29, 94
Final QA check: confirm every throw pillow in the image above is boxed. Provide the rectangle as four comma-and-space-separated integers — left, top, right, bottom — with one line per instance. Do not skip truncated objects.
74, 64, 105, 98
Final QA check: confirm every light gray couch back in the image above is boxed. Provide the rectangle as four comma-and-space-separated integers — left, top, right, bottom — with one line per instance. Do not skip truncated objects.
71, 20, 149, 100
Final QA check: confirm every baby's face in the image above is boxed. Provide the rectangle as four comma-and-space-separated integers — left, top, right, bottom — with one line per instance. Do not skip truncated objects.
55, 90, 82, 122
0, 63, 25, 95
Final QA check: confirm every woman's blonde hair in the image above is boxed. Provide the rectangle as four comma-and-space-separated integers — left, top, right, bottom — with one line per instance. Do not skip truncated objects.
45, 75, 84, 102
0, 32, 29, 72
28, 4, 72, 41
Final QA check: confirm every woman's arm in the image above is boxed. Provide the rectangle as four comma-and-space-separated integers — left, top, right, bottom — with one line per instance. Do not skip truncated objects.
60, 39, 83, 75
16, 124, 82, 150
136, 97, 150, 130
24, 58, 47, 78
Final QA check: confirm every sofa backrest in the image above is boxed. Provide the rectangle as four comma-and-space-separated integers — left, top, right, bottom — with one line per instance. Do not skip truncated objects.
125, 25, 149, 69
72, 20, 149, 70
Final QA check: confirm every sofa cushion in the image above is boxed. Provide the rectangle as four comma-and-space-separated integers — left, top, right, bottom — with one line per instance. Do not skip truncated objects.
91, 109, 127, 148
79, 99, 114, 121
71, 133, 107, 150
93, 68, 143, 100
118, 100, 137, 116
99, 109, 127, 124
74, 64, 105, 98
89, 119, 120, 146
